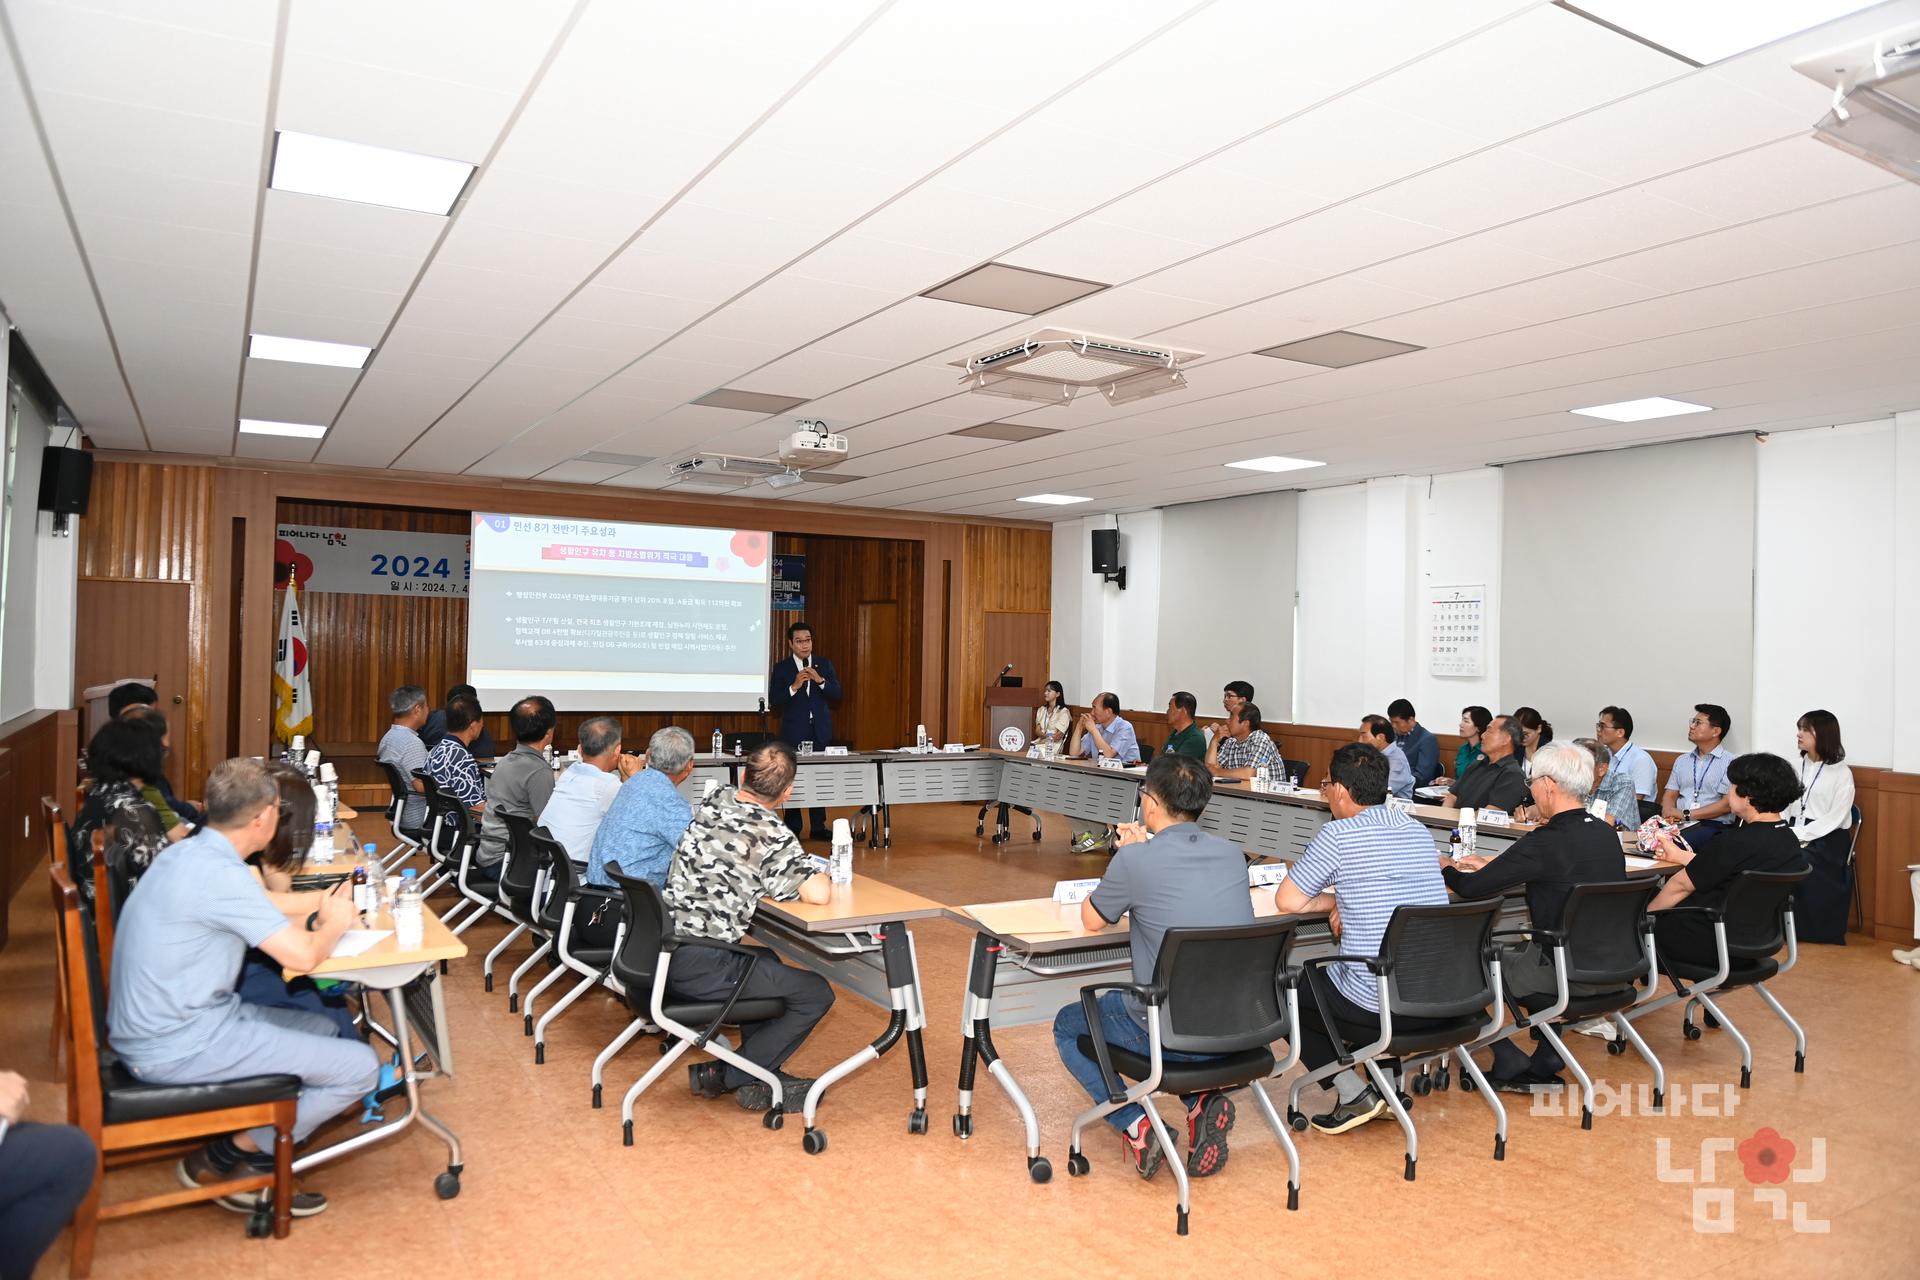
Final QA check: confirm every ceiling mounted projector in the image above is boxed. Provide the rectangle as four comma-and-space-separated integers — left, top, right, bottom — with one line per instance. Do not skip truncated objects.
779, 418, 848, 468
953, 329, 1204, 406
1797, 26, 1920, 184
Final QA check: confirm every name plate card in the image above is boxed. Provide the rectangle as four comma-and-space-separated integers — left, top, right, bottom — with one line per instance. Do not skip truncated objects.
824, 745, 849, 755
1247, 864, 1288, 888
1052, 878, 1102, 904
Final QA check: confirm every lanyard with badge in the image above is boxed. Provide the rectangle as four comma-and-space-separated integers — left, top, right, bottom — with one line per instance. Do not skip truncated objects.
1692, 751, 1716, 806
1798, 759, 1824, 826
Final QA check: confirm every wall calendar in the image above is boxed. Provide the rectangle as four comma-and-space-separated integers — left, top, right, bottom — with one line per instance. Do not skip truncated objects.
1429, 585, 1486, 678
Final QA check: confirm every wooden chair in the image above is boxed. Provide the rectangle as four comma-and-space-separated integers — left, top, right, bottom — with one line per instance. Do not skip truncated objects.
50, 863, 303, 1275
89, 830, 115, 1005
42, 796, 70, 1066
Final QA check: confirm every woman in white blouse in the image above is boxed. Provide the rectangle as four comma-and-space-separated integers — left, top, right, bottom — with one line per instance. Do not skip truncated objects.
1783, 709, 1855, 945
1035, 680, 1071, 745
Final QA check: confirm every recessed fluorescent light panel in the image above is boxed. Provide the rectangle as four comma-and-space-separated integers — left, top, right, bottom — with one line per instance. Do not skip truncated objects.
949, 421, 1063, 443
1556, 0, 1880, 66
247, 334, 372, 369
1254, 331, 1424, 368
690, 388, 809, 414
922, 263, 1109, 314
270, 130, 474, 215
1225, 455, 1325, 474
1016, 493, 1091, 506
239, 418, 328, 439
1570, 396, 1713, 422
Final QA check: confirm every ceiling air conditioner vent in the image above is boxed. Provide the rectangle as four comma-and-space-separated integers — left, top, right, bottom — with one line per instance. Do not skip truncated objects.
954, 328, 1203, 406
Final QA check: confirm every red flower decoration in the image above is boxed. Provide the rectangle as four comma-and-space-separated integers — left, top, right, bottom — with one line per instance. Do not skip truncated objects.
274, 538, 314, 589
1738, 1128, 1796, 1185
729, 529, 768, 568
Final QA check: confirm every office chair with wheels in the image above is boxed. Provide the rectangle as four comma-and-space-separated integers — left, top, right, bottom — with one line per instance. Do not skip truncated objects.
1065, 918, 1306, 1234
1427, 879, 1666, 1128
1286, 898, 1509, 1181
607, 871, 794, 1139
483, 812, 546, 995
525, 827, 622, 1063
419, 781, 499, 936
1629, 869, 1811, 1089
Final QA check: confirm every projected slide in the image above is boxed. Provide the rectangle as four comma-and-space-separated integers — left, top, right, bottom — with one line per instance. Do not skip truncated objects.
467, 512, 771, 712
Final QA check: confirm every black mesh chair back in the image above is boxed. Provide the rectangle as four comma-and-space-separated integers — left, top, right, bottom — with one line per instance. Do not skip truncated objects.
607, 870, 671, 1003
496, 811, 541, 917
381, 760, 426, 831
1560, 878, 1661, 987
1721, 869, 1809, 960
1380, 899, 1501, 1019
530, 826, 577, 934
1156, 918, 1299, 1056
1282, 759, 1310, 785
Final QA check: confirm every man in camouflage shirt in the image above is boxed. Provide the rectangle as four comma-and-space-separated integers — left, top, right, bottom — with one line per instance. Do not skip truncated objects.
664, 740, 833, 1113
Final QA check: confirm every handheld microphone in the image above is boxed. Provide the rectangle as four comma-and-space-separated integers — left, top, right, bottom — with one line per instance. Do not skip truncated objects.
998, 662, 1013, 677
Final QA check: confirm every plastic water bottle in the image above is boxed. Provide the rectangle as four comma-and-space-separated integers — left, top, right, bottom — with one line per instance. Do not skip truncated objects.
829, 818, 853, 885
393, 869, 424, 947
362, 844, 381, 894
1460, 807, 1478, 857
915, 723, 928, 753
711, 730, 723, 756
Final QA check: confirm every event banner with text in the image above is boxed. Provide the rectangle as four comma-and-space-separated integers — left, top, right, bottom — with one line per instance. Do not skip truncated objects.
466, 513, 773, 712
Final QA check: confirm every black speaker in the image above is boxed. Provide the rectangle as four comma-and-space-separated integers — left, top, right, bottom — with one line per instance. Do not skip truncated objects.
38, 445, 92, 517
1090, 527, 1119, 573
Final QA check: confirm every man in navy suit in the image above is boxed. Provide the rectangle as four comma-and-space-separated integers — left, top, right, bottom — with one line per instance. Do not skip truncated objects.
768, 620, 841, 840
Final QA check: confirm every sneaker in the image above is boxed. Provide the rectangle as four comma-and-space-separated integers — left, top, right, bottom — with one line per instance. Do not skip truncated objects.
1070, 831, 1102, 854
734, 1073, 815, 1113
1117, 1116, 1166, 1181
1892, 947, 1920, 968
1185, 1092, 1235, 1178
177, 1144, 328, 1217
1310, 1087, 1386, 1134
1571, 1018, 1619, 1041
688, 1061, 728, 1099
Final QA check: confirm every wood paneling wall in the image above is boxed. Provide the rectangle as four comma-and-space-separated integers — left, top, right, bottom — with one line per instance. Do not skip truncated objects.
769, 533, 922, 751
0, 709, 80, 948
955, 525, 1050, 745
74, 462, 216, 789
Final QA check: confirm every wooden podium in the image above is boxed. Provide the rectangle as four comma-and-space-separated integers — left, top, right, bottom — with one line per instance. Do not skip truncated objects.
984, 686, 1043, 750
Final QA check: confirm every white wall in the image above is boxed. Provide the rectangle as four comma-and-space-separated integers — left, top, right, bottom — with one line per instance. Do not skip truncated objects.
1751, 420, 1894, 764
1502, 434, 1757, 755
1896, 410, 1920, 774
1050, 511, 1164, 712
1294, 485, 1368, 724
1154, 490, 1296, 719
1413, 468, 1502, 727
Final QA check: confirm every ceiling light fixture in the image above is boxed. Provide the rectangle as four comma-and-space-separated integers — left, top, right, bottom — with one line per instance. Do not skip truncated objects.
269, 130, 475, 215
921, 262, 1108, 314
248, 334, 372, 369
1254, 331, 1424, 368
1556, 0, 1881, 66
1016, 493, 1092, 506
1569, 396, 1713, 422
239, 418, 328, 439
1225, 455, 1325, 474
955, 329, 1203, 407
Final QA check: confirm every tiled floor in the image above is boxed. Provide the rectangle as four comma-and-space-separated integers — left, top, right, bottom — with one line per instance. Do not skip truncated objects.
7, 803, 1917, 1278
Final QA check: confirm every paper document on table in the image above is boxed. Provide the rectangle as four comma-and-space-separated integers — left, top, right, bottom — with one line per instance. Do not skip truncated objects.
969, 901, 1088, 937
331, 929, 393, 958
1624, 855, 1662, 871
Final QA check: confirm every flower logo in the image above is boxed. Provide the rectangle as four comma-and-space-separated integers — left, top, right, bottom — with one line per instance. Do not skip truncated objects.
274, 538, 313, 589
1738, 1128, 1796, 1184
729, 529, 768, 567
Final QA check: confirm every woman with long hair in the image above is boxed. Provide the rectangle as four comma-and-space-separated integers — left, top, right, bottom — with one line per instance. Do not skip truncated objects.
1036, 680, 1071, 744
1782, 710, 1856, 945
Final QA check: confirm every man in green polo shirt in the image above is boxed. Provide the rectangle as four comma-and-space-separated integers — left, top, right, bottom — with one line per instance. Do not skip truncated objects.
1163, 691, 1207, 760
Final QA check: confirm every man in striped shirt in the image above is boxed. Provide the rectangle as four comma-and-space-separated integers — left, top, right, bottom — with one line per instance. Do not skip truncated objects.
1273, 742, 1449, 1133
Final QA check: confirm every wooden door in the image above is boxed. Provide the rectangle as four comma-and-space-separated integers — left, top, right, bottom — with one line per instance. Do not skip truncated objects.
853, 601, 906, 750
74, 580, 192, 734
982, 610, 1049, 693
